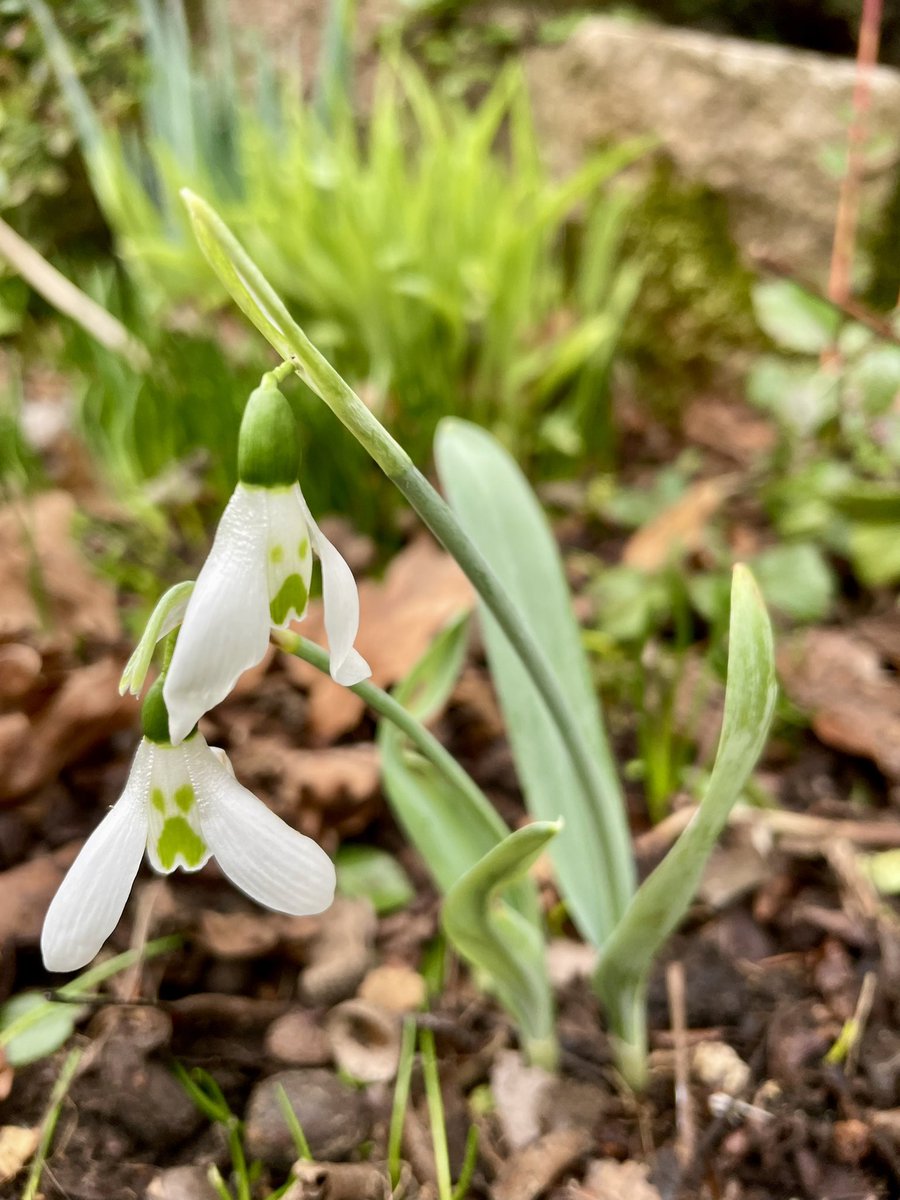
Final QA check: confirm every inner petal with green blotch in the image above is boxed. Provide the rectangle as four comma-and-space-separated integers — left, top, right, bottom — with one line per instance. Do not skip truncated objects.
146, 767, 211, 874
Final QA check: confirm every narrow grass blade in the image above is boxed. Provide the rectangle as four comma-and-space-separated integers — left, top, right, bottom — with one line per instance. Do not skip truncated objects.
435, 419, 634, 947
443, 822, 560, 1068
594, 565, 777, 1087
22, 1047, 83, 1200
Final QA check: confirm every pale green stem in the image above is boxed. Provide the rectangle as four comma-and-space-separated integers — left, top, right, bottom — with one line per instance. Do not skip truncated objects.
597, 976, 648, 1092
273, 630, 497, 820
185, 191, 634, 924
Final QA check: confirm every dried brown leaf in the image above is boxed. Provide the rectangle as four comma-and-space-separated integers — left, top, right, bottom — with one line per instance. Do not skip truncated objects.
622, 477, 734, 572
778, 629, 900, 778
0, 491, 119, 647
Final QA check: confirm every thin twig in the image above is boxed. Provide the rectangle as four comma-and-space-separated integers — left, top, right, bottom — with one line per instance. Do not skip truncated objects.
0, 216, 150, 369
846, 971, 877, 1077
667, 961, 695, 1169
827, 0, 884, 307
635, 805, 900, 863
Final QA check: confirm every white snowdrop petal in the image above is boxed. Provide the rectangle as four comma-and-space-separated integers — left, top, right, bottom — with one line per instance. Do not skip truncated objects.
292, 484, 371, 685
41, 741, 151, 973
164, 486, 271, 744
183, 736, 336, 915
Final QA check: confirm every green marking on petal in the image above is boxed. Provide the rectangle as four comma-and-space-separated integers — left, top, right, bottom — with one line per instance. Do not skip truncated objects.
174, 784, 195, 813
269, 544, 284, 564
298, 537, 309, 558
156, 816, 207, 870
270, 573, 308, 624
151, 788, 166, 814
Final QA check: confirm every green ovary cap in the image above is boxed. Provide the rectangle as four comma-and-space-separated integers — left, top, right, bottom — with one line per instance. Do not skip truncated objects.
141, 677, 171, 744
238, 377, 300, 487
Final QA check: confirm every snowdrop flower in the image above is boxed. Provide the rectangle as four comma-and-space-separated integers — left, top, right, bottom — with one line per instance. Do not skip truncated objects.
41, 681, 335, 973
163, 375, 370, 745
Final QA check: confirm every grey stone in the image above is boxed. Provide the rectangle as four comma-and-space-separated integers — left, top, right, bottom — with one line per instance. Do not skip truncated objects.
524, 17, 900, 278
146, 1165, 220, 1200
244, 1068, 371, 1167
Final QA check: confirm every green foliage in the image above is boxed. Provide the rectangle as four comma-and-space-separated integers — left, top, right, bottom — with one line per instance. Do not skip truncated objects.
442, 822, 560, 1070
747, 280, 900, 586
594, 565, 777, 1088
622, 161, 760, 408
377, 616, 554, 1061
335, 844, 415, 914
37, 0, 645, 489
0, 991, 82, 1067
0, 364, 43, 493
0, 0, 140, 248
435, 418, 634, 947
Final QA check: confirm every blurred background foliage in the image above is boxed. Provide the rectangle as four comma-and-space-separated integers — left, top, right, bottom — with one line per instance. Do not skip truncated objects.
1, 0, 899, 618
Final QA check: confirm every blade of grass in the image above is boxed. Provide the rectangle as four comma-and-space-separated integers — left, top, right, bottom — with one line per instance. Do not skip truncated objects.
419, 1027, 453, 1200
2, 935, 181, 1054
22, 1047, 83, 1200
388, 1017, 417, 1189
276, 1083, 313, 1161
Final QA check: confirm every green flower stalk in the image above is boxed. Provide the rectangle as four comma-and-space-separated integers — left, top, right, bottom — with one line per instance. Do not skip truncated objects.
180, 189, 631, 924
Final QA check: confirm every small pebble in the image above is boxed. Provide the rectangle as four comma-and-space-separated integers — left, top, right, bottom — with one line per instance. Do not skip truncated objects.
265, 1010, 333, 1066
244, 1069, 371, 1167
358, 964, 426, 1013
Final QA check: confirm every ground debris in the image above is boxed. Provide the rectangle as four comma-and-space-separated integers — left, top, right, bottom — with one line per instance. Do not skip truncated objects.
577, 1157, 662, 1200
492, 1127, 593, 1200
0, 656, 136, 801
282, 1159, 392, 1200
0, 490, 120, 648
325, 998, 401, 1083
0, 1124, 39, 1186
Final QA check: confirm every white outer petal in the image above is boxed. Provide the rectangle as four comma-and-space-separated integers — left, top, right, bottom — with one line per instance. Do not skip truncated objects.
164, 486, 271, 744
41, 740, 151, 973
181, 735, 336, 915
293, 484, 371, 685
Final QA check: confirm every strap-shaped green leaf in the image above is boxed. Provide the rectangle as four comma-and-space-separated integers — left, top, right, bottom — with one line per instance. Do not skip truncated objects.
594, 565, 777, 1087
435, 418, 634, 947
443, 822, 561, 1069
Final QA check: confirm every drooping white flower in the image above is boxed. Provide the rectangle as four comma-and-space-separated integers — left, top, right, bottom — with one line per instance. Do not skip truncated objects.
162, 375, 370, 745
163, 482, 369, 745
41, 698, 335, 973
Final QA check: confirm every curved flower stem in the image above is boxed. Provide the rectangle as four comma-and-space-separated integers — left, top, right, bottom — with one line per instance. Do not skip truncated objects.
186, 190, 633, 925
274, 630, 498, 819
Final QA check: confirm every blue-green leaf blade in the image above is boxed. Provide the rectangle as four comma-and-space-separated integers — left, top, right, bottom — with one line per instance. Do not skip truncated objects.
594, 565, 777, 1018
443, 821, 560, 1063
435, 418, 633, 947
